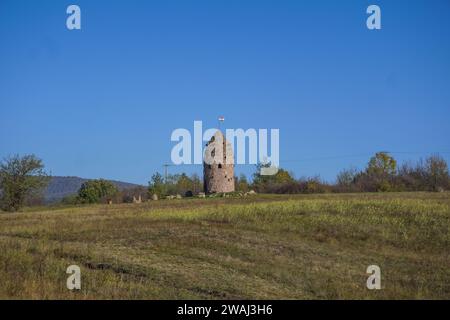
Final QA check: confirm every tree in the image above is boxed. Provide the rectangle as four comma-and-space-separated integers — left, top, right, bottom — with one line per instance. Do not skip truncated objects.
190, 173, 203, 195
425, 155, 449, 191
336, 167, 359, 192
252, 163, 272, 187
252, 164, 294, 192
337, 167, 358, 187
397, 160, 427, 191
77, 179, 118, 204
364, 152, 397, 191
0, 154, 49, 212
274, 169, 295, 184
176, 173, 193, 195
148, 172, 165, 198
367, 152, 397, 176
236, 174, 249, 192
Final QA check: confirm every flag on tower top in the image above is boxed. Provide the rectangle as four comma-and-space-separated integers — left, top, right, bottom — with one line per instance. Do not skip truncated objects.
218, 116, 225, 122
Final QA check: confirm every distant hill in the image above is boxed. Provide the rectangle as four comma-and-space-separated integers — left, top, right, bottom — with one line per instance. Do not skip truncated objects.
45, 176, 142, 203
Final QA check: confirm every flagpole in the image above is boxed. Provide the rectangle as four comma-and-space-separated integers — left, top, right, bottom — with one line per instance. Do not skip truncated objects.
218, 116, 225, 133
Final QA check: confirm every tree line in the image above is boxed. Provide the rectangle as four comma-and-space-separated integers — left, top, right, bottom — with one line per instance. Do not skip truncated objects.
1, 152, 449, 212
252, 152, 450, 194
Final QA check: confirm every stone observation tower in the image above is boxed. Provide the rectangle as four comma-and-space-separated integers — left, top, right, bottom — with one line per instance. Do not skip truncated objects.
203, 130, 235, 194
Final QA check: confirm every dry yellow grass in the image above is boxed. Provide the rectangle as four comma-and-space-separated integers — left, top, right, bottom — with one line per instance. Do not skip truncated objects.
0, 192, 449, 299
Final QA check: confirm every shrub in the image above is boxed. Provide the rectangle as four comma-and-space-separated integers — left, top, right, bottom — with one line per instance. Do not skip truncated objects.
77, 179, 118, 204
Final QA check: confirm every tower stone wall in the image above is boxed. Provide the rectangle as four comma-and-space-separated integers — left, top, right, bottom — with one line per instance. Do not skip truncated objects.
203, 131, 235, 194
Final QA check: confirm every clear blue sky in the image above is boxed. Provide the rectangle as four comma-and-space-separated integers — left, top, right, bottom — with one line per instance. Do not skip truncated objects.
1, 0, 449, 184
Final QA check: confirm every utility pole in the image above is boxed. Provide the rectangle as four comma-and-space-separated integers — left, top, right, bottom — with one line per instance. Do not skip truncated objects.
163, 164, 171, 183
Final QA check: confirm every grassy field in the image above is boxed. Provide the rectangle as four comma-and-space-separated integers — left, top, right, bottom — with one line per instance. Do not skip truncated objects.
0, 192, 449, 299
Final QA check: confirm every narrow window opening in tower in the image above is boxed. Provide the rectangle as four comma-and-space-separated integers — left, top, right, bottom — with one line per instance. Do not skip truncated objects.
218, 164, 222, 169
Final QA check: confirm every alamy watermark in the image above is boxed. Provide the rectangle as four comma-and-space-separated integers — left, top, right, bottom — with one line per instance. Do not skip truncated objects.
367, 5, 381, 30
66, 265, 81, 290
366, 265, 381, 290
170, 121, 279, 175
66, 5, 81, 30
65, 4, 380, 31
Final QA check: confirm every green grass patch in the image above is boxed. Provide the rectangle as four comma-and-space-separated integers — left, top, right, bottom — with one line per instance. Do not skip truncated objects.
0, 192, 449, 299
